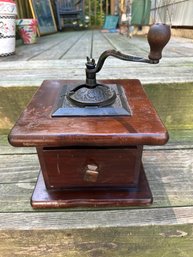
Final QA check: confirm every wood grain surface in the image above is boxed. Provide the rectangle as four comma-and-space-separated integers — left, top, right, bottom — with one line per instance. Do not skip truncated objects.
0, 225, 193, 257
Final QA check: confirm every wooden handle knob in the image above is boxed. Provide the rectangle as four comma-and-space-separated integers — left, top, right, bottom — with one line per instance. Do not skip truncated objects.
84, 164, 99, 182
148, 23, 171, 61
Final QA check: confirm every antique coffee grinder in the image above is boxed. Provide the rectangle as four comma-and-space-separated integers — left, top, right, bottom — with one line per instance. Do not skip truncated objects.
9, 23, 171, 208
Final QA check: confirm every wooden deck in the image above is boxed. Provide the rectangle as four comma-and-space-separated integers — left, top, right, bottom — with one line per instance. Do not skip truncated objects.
1, 30, 193, 86
0, 30, 193, 256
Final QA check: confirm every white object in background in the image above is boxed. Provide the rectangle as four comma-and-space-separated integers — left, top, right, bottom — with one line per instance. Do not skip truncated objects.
0, 0, 17, 57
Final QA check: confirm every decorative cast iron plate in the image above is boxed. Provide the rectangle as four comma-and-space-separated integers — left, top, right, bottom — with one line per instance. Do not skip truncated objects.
52, 84, 131, 117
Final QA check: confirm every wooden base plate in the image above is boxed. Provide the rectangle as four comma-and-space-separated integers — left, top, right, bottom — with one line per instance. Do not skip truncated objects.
31, 165, 153, 208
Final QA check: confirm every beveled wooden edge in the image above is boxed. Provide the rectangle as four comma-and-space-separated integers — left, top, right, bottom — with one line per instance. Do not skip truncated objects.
8, 132, 169, 148
8, 79, 169, 148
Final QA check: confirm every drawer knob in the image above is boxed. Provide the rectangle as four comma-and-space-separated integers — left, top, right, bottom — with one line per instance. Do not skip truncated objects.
84, 164, 99, 182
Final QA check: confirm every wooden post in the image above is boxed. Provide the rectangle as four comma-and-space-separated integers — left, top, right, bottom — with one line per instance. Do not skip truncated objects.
25, 0, 32, 18
15, 0, 32, 18
87, 0, 91, 26
16, 0, 24, 18
94, 0, 97, 26
110, 0, 115, 15
15, 0, 20, 18
106, 0, 109, 15
100, 0, 103, 26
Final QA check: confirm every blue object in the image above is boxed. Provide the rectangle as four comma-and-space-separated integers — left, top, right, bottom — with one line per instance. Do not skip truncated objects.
103, 15, 119, 30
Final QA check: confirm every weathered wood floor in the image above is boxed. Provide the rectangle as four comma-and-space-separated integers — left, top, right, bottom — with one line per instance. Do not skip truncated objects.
0, 30, 193, 86
1, 134, 193, 256
0, 30, 193, 256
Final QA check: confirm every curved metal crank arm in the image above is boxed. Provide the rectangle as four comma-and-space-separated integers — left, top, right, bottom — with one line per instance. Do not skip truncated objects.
86, 23, 171, 75
87, 49, 158, 74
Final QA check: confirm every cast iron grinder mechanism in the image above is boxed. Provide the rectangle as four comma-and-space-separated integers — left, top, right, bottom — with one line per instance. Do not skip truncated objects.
52, 23, 171, 117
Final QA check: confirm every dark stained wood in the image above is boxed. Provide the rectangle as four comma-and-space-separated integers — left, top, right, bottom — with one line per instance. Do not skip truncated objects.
37, 146, 142, 189
8, 80, 168, 147
8, 79, 168, 208
31, 165, 152, 208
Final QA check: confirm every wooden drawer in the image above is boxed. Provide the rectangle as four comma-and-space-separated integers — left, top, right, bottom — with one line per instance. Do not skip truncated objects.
37, 146, 142, 190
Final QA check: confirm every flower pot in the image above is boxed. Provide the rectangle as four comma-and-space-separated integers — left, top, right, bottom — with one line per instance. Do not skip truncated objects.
16, 19, 37, 45
0, 0, 17, 56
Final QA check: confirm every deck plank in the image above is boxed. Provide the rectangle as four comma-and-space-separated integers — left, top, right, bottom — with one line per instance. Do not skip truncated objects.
0, 154, 38, 183
60, 30, 115, 60
1, 64, 193, 87
0, 225, 192, 257
31, 31, 85, 60
0, 206, 193, 229
0, 58, 193, 87
103, 32, 149, 56
0, 33, 71, 62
